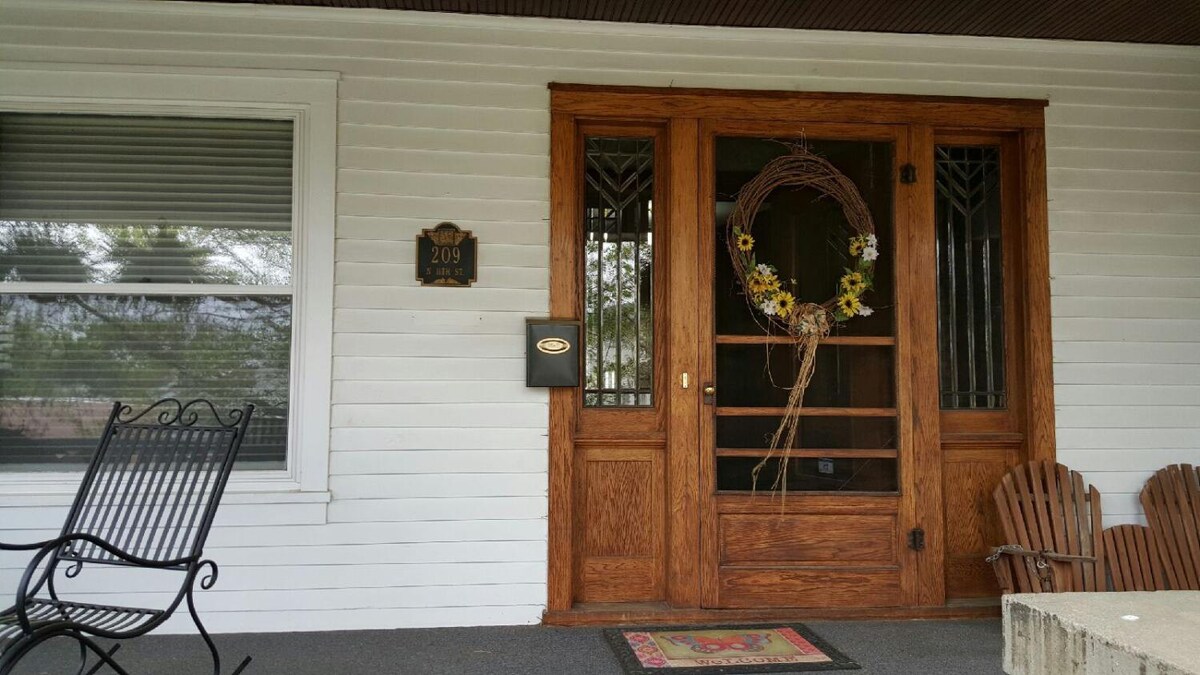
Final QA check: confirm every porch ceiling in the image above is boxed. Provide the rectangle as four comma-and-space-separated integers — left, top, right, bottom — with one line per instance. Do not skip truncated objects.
192, 0, 1200, 46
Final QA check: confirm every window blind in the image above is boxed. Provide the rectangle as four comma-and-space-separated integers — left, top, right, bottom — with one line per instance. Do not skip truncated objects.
0, 113, 293, 284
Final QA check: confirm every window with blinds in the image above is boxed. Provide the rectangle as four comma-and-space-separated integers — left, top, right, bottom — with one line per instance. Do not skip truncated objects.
0, 113, 294, 471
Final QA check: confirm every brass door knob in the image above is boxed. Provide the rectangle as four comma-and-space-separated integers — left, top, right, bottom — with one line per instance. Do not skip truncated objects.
703, 386, 716, 396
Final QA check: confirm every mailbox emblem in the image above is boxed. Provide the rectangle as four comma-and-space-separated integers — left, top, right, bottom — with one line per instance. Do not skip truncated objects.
536, 337, 571, 355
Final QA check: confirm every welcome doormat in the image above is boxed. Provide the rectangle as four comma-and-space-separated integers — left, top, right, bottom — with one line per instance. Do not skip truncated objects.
604, 623, 860, 674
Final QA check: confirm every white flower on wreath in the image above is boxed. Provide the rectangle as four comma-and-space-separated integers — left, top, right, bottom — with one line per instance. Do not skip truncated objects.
867, 234, 878, 248
756, 263, 772, 275
858, 305, 874, 317
862, 246, 879, 262
759, 299, 780, 316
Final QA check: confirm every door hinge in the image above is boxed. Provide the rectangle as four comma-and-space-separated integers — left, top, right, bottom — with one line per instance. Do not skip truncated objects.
900, 163, 917, 184
907, 528, 926, 551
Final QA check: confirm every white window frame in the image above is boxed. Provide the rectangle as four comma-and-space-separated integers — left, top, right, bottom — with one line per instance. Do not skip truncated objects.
0, 62, 337, 503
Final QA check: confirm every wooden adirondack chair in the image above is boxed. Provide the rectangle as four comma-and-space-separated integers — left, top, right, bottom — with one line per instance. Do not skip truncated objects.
1140, 463, 1200, 590
989, 460, 1104, 593
1101, 524, 1166, 592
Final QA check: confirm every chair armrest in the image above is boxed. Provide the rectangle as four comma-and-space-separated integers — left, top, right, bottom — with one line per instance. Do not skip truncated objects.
0, 539, 53, 552
12, 533, 198, 633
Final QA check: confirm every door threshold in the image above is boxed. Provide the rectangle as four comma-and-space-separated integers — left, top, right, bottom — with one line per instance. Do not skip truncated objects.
543, 600, 1001, 626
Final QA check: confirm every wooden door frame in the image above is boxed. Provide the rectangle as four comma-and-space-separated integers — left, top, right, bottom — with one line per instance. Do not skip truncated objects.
545, 84, 1053, 619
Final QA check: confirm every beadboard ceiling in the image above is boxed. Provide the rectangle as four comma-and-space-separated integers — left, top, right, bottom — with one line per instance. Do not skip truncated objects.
192, 0, 1200, 46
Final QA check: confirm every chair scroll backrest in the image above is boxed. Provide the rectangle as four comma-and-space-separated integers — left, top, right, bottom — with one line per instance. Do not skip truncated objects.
58, 399, 255, 568
993, 460, 1104, 593
1141, 463, 1200, 590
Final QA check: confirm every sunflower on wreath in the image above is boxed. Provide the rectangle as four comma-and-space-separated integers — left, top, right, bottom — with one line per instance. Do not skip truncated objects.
732, 230, 804, 322
732, 228, 878, 326
832, 233, 878, 322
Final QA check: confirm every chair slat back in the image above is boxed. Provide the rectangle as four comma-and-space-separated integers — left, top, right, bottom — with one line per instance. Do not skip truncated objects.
1102, 524, 1165, 592
993, 460, 1103, 592
59, 400, 254, 567
1141, 463, 1200, 590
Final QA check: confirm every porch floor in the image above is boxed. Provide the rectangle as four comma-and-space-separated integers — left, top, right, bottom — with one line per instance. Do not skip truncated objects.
13, 619, 1002, 674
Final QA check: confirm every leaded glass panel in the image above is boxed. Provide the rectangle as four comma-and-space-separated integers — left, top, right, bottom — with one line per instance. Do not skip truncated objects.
935, 145, 1006, 409
582, 137, 655, 407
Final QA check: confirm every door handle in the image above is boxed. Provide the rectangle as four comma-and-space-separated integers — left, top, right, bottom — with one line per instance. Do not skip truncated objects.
703, 384, 716, 405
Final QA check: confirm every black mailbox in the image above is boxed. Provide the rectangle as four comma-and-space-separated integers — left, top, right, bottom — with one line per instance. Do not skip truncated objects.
526, 319, 580, 387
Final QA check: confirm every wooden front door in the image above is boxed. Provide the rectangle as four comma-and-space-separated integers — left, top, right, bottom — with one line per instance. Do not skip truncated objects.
546, 85, 1053, 619
696, 122, 926, 608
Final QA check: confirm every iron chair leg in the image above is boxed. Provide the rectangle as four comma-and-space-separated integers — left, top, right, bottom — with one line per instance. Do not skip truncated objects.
0, 631, 127, 675
187, 585, 251, 675
81, 641, 122, 675
72, 633, 128, 675
73, 632, 88, 675
0, 632, 55, 675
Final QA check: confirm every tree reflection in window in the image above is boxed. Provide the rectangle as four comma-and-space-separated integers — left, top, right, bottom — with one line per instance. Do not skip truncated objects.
0, 220, 291, 285
0, 294, 290, 471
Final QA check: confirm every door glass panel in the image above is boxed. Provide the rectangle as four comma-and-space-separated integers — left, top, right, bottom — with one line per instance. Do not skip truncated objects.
713, 137, 897, 493
934, 145, 1006, 409
716, 344, 894, 408
717, 456, 898, 492
582, 137, 655, 407
716, 416, 897, 450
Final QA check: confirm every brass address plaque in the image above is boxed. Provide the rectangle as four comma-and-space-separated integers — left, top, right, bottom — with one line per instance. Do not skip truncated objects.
417, 222, 477, 287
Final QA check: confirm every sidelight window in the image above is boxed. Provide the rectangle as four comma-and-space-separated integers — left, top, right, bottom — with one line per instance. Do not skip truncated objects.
934, 145, 1007, 410
581, 136, 656, 407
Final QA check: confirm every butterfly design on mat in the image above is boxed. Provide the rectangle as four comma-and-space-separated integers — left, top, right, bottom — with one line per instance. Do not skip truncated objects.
664, 633, 771, 654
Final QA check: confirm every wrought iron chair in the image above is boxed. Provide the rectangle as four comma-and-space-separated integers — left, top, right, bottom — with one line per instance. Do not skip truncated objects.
0, 399, 254, 675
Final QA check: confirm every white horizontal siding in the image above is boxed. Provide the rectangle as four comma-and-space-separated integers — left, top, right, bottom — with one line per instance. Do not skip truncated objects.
0, 561, 546, 593
0, 502, 329, 531
1, 0, 1198, 631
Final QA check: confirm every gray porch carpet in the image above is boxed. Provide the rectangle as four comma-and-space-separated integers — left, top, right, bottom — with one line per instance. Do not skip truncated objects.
10, 619, 1002, 674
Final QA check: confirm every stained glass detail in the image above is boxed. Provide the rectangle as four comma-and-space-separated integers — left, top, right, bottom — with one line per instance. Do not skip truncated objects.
935, 145, 1006, 409
582, 137, 655, 407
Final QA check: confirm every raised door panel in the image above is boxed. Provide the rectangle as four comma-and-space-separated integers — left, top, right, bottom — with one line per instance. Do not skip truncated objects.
720, 514, 898, 565
942, 445, 1020, 597
718, 569, 902, 608
573, 444, 665, 602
